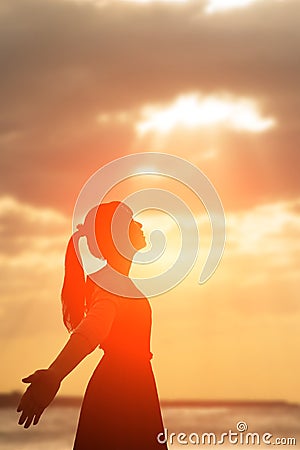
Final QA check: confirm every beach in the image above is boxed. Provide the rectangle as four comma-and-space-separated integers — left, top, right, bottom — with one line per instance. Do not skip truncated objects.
1, 402, 300, 449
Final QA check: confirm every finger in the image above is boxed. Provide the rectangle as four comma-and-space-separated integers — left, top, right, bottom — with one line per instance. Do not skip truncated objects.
22, 369, 46, 384
18, 409, 29, 426
22, 374, 36, 383
24, 413, 35, 429
17, 403, 22, 412
33, 408, 44, 425
18, 400, 35, 425
19, 401, 40, 429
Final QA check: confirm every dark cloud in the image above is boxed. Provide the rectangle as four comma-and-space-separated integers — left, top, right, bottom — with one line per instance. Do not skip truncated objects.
0, 0, 299, 212
0, 197, 68, 255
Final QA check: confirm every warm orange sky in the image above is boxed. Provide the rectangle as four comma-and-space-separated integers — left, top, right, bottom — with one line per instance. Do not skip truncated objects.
1, 0, 300, 403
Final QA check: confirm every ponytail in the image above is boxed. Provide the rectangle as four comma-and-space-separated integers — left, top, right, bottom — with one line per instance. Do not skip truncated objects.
61, 201, 132, 331
61, 233, 86, 332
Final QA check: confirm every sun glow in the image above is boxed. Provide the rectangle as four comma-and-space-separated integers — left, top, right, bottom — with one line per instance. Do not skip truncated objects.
136, 94, 276, 135
205, 0, 258, 14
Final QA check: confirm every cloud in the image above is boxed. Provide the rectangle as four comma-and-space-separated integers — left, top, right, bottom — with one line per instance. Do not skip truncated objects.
0, 196, 70, 338
205, 0, 259, 15
0, 196, 68, 256
225, 198, 300, 259
200, 198, 300, 316
0, 0, 299, 213
120, 0, 188, 3
96, 92, 276, 135
135, 93, 276, 134
131, 197, 300, 298
0, 196, 68, 296
1, 0, 299, 399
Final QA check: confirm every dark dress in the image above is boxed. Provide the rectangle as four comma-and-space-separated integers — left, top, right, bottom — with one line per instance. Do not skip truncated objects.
72, 268, 168, 450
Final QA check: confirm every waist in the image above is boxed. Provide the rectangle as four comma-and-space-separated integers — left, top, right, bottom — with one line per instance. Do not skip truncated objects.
102, 350, 153, 361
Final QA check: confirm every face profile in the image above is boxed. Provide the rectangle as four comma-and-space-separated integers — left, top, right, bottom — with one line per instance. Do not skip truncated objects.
78, 201, 147, 277
129, 218, 146, 252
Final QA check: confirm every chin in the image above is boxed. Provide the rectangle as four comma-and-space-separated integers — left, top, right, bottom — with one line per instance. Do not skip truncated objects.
134, 237, 147, 251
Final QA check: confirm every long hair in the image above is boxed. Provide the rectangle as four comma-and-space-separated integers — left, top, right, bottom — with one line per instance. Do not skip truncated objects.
61, 201, 133, 332
61, 232, 86, 332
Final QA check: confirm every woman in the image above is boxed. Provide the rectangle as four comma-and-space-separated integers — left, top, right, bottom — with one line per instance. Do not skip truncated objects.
17, 201, 168, 450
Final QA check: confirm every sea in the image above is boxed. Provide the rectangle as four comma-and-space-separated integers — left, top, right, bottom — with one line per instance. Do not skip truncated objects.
1, 403, 300, 449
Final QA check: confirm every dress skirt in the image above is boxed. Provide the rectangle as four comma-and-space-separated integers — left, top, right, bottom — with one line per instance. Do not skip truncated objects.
73, 353, 168, 450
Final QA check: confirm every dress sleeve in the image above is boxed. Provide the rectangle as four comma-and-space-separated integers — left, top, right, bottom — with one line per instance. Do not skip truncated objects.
72, 299, 117, 350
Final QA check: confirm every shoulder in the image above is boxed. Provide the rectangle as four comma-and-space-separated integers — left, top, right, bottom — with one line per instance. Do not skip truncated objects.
88, 281, 120, 311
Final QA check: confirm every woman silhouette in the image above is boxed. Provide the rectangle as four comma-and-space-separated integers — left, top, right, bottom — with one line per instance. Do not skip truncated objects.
17, 201, 168, 450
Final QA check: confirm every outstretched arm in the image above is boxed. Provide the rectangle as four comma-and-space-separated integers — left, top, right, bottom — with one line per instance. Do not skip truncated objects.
17, 298, 116, 428
17, 333, 94, 428
49, 331, 96, 380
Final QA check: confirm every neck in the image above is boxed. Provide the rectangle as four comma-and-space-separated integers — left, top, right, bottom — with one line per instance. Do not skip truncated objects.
107, 256, 132, 276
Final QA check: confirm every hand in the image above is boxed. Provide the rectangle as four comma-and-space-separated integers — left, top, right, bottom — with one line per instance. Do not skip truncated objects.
17, 369, 61, 428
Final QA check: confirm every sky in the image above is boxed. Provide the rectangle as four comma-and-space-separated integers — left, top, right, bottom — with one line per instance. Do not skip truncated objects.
0, 0, 300, 403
